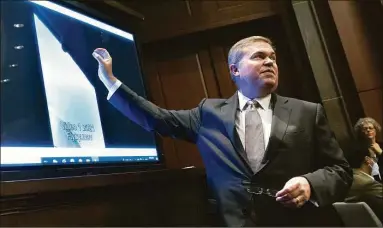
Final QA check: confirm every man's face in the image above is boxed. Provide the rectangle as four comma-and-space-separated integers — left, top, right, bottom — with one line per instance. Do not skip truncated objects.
230, 41, 279, 97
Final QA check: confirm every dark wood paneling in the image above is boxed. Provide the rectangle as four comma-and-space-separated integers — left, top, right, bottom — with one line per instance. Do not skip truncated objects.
209, 45, 237, 98
329, 1, 382, 92
328, 1, 382, 130
142, 34, 222, 169
357, 0, 383, 81
353, 1, 383, 136
1, 169, 196, 196
277, 1, 323, 103
310, 0, 365, 129
121, 0, 279, 43
1, 169, 212, 227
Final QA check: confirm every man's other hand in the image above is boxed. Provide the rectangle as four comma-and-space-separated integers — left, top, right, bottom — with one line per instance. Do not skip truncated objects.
275, 176, 311, 208
92, 48, 116, 88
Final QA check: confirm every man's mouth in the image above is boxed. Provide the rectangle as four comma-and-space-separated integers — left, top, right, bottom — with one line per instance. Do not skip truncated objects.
262, 69, 274, 74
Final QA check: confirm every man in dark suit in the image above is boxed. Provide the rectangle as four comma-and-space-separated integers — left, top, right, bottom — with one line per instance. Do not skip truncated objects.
92, 36, 352, 226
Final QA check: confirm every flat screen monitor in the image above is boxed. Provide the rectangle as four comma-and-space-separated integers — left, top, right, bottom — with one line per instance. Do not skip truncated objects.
1, 0, 162, 180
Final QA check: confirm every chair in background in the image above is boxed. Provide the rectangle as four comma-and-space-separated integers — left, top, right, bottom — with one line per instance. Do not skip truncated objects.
333, 202, 382, 227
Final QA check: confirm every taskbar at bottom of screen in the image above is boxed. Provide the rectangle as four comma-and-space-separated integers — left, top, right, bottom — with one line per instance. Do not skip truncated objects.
40, 156, 159, 165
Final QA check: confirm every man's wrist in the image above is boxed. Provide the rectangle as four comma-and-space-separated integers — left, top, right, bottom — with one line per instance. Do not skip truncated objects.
107, 80, 122, 100
102, 75, 117, 91
109, 75, 117, 83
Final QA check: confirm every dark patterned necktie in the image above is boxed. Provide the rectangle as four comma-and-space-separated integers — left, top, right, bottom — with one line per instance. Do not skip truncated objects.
245, 101, 265, 173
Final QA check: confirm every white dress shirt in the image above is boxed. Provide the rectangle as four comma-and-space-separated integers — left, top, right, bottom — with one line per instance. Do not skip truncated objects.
106, 79, 122, 100
236, 91, 273, 150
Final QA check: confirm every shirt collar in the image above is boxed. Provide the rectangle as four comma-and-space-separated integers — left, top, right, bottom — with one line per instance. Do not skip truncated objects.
237, 91, 272, 111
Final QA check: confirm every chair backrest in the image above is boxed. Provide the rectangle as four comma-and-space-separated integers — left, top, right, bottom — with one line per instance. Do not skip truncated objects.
333, 202, 383, 227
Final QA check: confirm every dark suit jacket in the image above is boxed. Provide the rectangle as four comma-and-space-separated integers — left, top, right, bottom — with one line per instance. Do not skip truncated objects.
109, 84, 352, 226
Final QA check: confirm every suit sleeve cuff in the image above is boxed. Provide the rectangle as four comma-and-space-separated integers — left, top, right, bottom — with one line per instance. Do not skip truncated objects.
301, 175, 320, 207
107, 80, 122, 100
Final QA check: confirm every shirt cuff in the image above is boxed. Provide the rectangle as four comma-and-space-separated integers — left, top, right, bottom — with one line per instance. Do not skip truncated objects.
107, 80, 122, 100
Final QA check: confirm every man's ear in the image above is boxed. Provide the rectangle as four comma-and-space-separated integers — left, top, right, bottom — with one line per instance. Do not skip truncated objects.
229, 64, 240, 77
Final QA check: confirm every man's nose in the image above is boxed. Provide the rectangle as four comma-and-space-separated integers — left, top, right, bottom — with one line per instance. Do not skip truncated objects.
264, 57, 274, 66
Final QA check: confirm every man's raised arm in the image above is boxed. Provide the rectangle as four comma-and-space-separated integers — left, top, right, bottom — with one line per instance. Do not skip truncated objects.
92, 48, 203, 143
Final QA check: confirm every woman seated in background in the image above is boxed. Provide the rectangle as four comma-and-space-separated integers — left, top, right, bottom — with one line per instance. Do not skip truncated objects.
354, 117, 382, 182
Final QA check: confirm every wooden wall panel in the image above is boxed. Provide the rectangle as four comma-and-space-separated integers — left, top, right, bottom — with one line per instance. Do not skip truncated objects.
188, 1, 278, 28
209, 45, 237, 98
329, 1, 383, 130
142, 62, 180, 169
1, 169, 210, 227
121, 1, 279, 43
142, 35, 222, 169
359, 89, 383, 141
329, 1, 381, 92
135, 1, 194, 42
155, 55, 208, 108
155, 54, 206, 168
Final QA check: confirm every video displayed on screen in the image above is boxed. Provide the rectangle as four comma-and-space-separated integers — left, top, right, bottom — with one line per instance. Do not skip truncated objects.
1, 1, 159, 167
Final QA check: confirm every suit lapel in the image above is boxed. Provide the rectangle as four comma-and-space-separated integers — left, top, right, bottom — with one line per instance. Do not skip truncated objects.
221, 93, 253, 175
262, 94, 291, 164
220, 93, 291, 175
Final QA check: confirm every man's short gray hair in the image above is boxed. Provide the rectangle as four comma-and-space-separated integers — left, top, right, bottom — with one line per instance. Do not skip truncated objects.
228, 36, 274, 80
354, 117, 382, 135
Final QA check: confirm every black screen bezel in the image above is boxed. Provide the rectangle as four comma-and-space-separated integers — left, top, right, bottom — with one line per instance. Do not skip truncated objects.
0, 0, 166, 182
